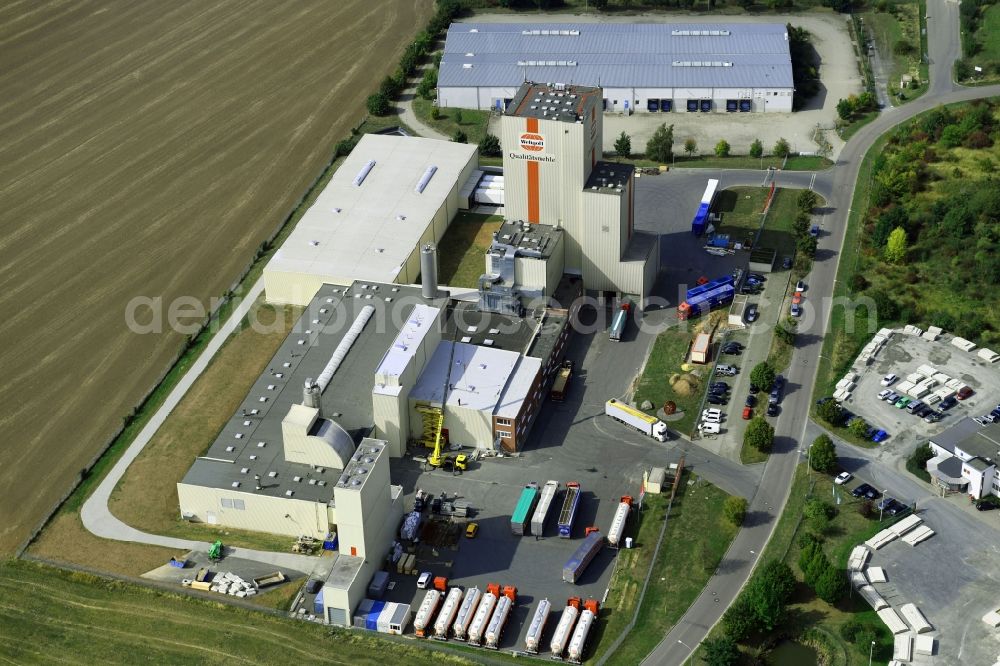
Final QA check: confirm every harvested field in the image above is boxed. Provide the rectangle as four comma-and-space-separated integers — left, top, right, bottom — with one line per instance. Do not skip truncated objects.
0, 0, 432, 554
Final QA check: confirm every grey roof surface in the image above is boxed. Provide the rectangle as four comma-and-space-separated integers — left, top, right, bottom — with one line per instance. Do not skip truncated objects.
955, 422, 1000, 464
492, 221, 562, 259
181, 281, 438, 501
930, 416, 986, 454
935, 455, 965, 481
441, 22, 793, 89
325, 553, 365, 589
967, 457, 994, 472
585, 161, 634, 195
506, 82, 602, 122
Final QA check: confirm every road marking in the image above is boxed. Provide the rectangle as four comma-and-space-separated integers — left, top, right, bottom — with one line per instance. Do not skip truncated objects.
809, 173, 816, 191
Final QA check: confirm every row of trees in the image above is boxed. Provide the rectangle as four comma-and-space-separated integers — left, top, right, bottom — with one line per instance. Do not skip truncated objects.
613, 125, 792, 161
836, 91, 878, 122
798, 532, 849, 603
792, 189, 819, 258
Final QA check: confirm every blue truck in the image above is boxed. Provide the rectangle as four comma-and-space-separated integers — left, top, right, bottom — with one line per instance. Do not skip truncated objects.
562, 531, 604, 583
677, 275, 735, 320
557, 482, 581, 538
691, 179, 719, 235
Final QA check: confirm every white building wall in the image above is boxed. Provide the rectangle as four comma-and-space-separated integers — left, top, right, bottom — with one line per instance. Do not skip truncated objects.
409, 400, 494, 449
177, 483, 332, 539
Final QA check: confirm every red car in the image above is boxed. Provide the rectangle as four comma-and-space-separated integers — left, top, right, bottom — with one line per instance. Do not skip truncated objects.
742, 406, 753, 420
957, 386, 974, 400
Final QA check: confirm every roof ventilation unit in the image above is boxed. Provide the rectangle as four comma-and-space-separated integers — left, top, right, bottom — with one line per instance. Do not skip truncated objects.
353, 160, 376, 187
415, 166, 438, 193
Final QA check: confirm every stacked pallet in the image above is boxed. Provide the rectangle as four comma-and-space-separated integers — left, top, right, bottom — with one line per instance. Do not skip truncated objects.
901, 525, 935, 546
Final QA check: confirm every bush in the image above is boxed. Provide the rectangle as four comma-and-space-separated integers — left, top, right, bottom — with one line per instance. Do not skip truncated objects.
810, 434, 837, 473
893, 40, 916, 56
715, 139, 731, 157
723, 496, 748, 526
722, 596, 756, 642
912, 443, 934, 469
416, 67, 438, 100
815, 566, 849, 603
684, 137, 698, 156
702, 635, 740, 666
453, 109, 463, 125
798, 190, 819, 212
749, 138, 763, 158
750, 362, 776, 392
849, 272, 869, 291
858, 499, 874, 518
478, 133, 501, 157
848, 417, 870, 439
366, 92, 390, 116
805, 498, 836, 533
430, 107, 441, 121
773, 137, 791, 157
614, 131, 632, 159
744, 417, 775, 454
451, 129, 468, 143
817, 399, 847, 426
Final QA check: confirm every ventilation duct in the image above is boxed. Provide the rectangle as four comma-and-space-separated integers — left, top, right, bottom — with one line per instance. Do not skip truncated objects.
316, 305, 375, 392
353, 160, 376, 187
302, 378, 322, 411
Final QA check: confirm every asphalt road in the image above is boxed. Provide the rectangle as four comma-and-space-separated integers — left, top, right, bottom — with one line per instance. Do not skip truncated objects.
644, 1, 1000, 661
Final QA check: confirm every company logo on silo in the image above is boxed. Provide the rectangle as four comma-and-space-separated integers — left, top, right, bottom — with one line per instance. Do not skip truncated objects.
519, 133, 545, 152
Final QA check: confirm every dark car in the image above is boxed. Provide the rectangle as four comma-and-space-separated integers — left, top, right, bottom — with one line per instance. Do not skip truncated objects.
745, 304, 759, 323
709, 382, 730, 392
916, 405, 933, 418
940, 396, 958, 410
976, 501, 998, 511
749, 273, 766, 282
722, 341, 745, 351
886, 500, 909, 516
305, 579, 323, 594
774, 375, 785, 390
924, 411, 943, 423
851, 483, 873, 498
431, 497, 442, 514
782, 256, 793, 270
740, 284, 760, 295
745, 394, 757, 407
957, 386, 974, 400
767, 403, 780, 417
707, 395, 728, 405
876, 497, 896, 512
749, 383, 760, 393
722, 347, 742, 356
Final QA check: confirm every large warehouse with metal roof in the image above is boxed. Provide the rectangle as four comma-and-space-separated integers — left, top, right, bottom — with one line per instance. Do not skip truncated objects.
438, 22, 794, 113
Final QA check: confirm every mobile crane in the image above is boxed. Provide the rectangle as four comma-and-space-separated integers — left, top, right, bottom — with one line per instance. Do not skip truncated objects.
416, 332, 467, 474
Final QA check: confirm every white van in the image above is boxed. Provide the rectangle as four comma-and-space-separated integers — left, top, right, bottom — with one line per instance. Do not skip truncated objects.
701, 413, 722, 424
702, 408, 723, 420
698, 422, 721, 434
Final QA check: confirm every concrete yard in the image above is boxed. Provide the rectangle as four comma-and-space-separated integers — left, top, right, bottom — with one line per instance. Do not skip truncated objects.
838, 331, 1000, 460
865, 502, 1000, 666
143, 549, 311, 593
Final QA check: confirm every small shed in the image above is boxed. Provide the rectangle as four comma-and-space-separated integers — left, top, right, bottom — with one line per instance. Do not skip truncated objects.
691, 332, 713, 364
749, 247, 776, 273
728, 295, 748, 328
645, 467, 666, 494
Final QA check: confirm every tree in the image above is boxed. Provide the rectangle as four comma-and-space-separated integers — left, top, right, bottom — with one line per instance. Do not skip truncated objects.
817, 399, 846, 426
744, 416, 775, 454
614, 131, 632, 159
849, 416, 870, 439
815, 566, 849, 603
885, 226, 908, 263
451, 129, 468, 143
722, 596, 756, 642
792, 211, 811, 238
810, 434, 837, 473
913, 443, 934, 469
702, 635, 740, 666
478, 133, 501, 157
775, 318, 796, 346
837, 97, 855, 121
798, 190, 819, 212
724, 496, 748, 526
453, 108, 463, 125
366, 92, 390, 116
750, 362, 776, 392
684, 137, 698, 156
858, 499, 874, 518
773, 137, 791, 157
749, 138, 763, 158
379, 75, 402, 99
646, 123, 674, 162
797, 234, 819, 257
805, 498, 836, 533
744, 560, 796, 631
417, 67, 438, 100
430, 107, 441, 120
715, 139, 731, 157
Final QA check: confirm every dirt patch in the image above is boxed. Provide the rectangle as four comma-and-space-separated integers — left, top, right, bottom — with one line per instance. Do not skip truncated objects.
0, 0, 433, 554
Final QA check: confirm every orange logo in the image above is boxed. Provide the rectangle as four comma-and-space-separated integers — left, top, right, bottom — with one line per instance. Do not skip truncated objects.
519, 132, 545, 152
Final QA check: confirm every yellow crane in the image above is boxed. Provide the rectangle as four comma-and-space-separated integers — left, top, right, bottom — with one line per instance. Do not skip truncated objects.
417, 333, 466, 473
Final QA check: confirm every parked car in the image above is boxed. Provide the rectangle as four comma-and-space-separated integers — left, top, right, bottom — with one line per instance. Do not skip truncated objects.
974, 415, 988, 426
722, 341, 744, 352
792, 292, 803, 304
782, 256, 793, 269
766, 403, 780, 417
698, 422, 721, 434
876, 497, 896, 512
702, 408, 723, 419
976, 499, 999, 511
716, 364, 739, 376
895, 397, 911, 409
305, 579, 323, 594
939, 396, 958, 410
877, 389, 892, 400
881, 373, 898, 387
924, 411, 943, 423
809, 224, 820, 237
709, 382, 730, 392
721, 346, 742, 356
774, 375, 785, 390
871, 429, 888, 443
795, 280, 806, 293
906, 400, 924, 414
417, 572, 432, 589
916, 405, 934, 418
885, 499, 908, 516
707, 394, 728, 405
884, 391, 900, 403
465, 522, 479, 538
851, 483, 881, 500
745, 304, 759, 323
790, 303, 802, 317
835, 471, 853, 485
745, 394, 757, 407
742, 406, 753, 420
957, 386, 974, 400
740, 284, 761, 295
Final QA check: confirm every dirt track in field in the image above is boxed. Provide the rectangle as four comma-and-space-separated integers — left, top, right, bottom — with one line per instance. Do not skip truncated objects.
0, 0, 432, 553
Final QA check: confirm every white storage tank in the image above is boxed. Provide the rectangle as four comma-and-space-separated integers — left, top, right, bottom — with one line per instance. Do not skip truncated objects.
607, 498, 632, 547
433, 587, 464, 640
567, 609, 596, 663
413, 589, 442, 638
484, 595, 513, 649
549, 603, 580, 658
523, 598, 552, 654
452, 587, 482, 641
467, 591, 497, 646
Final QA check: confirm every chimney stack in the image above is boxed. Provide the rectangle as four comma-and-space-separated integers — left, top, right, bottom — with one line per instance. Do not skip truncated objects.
421, 244, 440, 299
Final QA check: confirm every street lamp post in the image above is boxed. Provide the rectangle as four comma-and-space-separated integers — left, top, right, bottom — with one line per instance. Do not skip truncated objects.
879, 490, 888, 521
869, 639, 876, 666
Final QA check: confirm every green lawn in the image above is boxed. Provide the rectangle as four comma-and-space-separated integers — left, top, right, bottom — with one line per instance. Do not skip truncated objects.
0, 559, 469, 665
621, 154, 832, 171
599, 477, 739, 665
863, 1, 926, 103
634, 325, 717, 437
412, 98, 491, 145
979, 3, 1000, 59
435, 212, 502, 288
713, 187, 800, 260
740, 435, 770, 465
839, 111, 879, 141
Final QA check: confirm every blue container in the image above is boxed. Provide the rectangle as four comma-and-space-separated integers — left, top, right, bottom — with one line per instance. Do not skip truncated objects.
366, 601, 385, 630
323, 536, 338, 551
314, 589, 325, 616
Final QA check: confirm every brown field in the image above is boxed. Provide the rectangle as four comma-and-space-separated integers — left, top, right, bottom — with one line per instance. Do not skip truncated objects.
0, 0, 432, 554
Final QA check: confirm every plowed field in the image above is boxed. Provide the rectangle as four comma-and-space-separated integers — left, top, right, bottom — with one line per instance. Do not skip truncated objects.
0, 0, 432, 553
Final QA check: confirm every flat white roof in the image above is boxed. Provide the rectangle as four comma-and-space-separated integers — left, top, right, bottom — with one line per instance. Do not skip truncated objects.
412, 341, 534, 415
375, 304, 441, 380
265, 134, 476, 285
496, 355, 541, 418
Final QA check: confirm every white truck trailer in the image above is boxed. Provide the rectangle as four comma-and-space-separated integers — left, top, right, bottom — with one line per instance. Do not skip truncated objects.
523, 598, 552, 654
530, 480, 560, 536
433, 587, 463, 640
605, 399, 668, 441
452, 587, 481, 641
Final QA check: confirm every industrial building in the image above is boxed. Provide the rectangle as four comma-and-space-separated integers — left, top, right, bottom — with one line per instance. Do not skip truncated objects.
438, 23, 794, 113
497, 82, 659, 296
263, 134, 478, 306
927, 418, 1000, 499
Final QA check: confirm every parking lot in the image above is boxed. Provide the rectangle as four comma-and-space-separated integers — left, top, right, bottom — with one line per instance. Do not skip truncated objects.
839, 331, 1000, 456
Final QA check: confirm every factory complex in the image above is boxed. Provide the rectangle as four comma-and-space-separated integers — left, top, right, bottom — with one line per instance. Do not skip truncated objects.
438, 22, 794, 113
